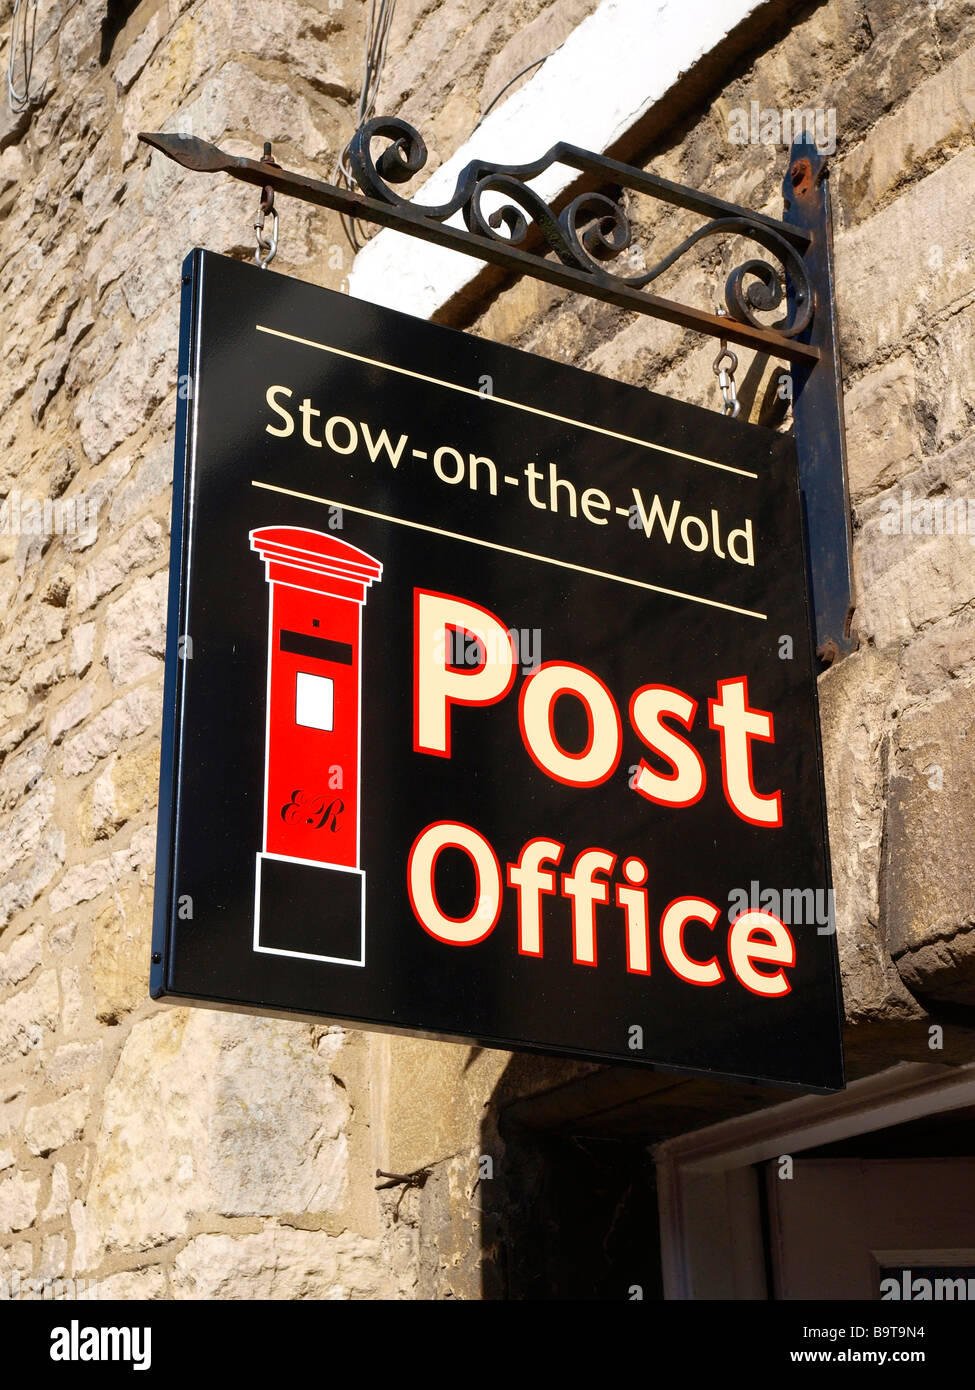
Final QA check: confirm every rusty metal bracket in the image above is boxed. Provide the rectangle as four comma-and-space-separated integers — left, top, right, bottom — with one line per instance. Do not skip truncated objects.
138, 120, 854, 662
138, 126, 819, 365
783, 138, 856, 664
374, 1167, 431, 1190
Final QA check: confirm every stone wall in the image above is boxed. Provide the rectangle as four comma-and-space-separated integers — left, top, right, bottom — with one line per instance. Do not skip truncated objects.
463, 0, 975, 1042
1, 0, 974, 1300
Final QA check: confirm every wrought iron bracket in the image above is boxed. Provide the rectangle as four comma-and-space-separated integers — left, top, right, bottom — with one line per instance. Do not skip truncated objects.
138, 120, 855, 663
782, 141, 856, 663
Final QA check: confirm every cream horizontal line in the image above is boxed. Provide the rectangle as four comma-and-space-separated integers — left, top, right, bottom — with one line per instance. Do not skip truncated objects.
254, 323, 758, 480
251, 480, 767, 621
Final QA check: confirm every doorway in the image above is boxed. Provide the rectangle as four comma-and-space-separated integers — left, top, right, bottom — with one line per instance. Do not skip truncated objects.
656, 1061, 975, 1299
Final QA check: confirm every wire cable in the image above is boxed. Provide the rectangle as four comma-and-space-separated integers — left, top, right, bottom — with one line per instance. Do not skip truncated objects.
335, 0, 398, 251
472, 44, 563, 134
7, 0, 39, 115
336, 16, 560, 256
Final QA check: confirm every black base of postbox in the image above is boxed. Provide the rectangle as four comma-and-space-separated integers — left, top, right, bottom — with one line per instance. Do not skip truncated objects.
254, 853, 365, 965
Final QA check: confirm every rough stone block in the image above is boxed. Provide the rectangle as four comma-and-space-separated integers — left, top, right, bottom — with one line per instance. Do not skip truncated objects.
854, 437, 975, 649
0, 1240, 33, 1282
473, 274, 562, 349
188, 0, 356, 106
60, 967, 83, 1035
844, 355, 919, 504
108, 445, 172, 530
76, 518, 166, 613
170, 1228, 397, 1300
82, 1011, 352, 1259
82, 743, 159, 843
103, 571, 168, 685
817, 648, 923, 1022
0, 924, 42, 990
585, 310, 678, 389
48, 824, 155, 913
91, 882, 153, 1023
77, 309, 178, 465
48, 858, 116, 913
49, 921, 78, 956
47, 1041, 104, 1089
899, 612, 975, 698
94, 1267, 167, 1299
42, 1162, 70, 1220
114, 12, 163, 93
49, 688, 93, 745
60, 686, 162, 777
885, 683, 975, 963
835, 149, 975, 368
0, 606, 68, 685
0, 737, 47, 813
25, 1088, 90, 1155
0, 1088, 27, 1143
839, 42, 975, 224
0, 1171, 40, 1235
897, 929, 975, 1007
38, 1233, 70, 1281
825, 4, 941, 148
0, 788, 65, 930
914, 306, 975, 456
69, 622, 96, 676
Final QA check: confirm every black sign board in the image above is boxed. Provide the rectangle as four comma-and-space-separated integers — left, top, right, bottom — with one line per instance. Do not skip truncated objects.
151, 250, 844, 1091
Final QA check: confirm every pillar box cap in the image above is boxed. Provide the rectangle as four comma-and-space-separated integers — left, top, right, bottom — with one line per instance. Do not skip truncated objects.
250, 526, 382, 602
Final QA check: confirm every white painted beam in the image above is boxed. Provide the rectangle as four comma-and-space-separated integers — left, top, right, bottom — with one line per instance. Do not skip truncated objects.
348, 0, 768, 319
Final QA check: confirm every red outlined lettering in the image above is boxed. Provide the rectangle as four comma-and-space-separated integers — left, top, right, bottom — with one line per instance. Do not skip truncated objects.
727, 909, 795, 997
507, 837, 565, 957
708, 675, 783, 828
407, 820, 502, 945
412, 589, 516, 759
660, 896, 724, 986
519, 661, 622, 788
561, 846, 617, 965
629, 683, 706, 808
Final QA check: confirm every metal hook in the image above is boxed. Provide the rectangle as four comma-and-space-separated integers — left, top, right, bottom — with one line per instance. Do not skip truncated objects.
254, 142, 280, 269
254, 205, 278, 269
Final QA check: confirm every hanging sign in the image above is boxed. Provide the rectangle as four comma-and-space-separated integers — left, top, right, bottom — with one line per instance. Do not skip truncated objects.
151, 250, 844, 1090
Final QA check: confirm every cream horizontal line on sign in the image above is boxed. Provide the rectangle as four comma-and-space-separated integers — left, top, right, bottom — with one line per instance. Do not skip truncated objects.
254, 323, 758, 480
251, 480, 767, 621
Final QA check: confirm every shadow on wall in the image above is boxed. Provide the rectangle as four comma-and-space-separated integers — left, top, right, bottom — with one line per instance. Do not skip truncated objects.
476, 1053, 664, 1301
100, 0, 142, 65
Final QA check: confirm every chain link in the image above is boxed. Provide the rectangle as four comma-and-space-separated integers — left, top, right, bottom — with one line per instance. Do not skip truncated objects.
713, 311, 741, 419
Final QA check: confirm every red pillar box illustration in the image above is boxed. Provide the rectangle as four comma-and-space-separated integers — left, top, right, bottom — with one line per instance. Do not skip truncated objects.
249, 526, 382, 964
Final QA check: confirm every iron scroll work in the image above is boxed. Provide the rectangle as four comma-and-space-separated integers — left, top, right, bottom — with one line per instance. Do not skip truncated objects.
140, 119, 854, 661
